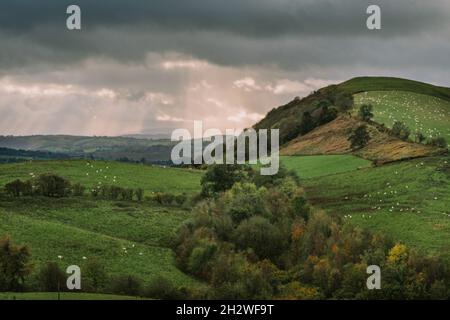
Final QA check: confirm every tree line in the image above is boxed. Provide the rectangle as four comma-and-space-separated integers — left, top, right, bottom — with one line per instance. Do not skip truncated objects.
171, 164, 450, 299
349, 104, 448, 150
2, 173, 188, 206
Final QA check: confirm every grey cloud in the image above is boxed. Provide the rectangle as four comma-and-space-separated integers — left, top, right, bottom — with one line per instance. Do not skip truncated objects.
0, 0, 449, 71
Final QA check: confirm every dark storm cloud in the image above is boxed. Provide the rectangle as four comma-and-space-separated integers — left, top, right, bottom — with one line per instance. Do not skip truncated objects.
0, 0, 446, 36
0, 0, 449, 70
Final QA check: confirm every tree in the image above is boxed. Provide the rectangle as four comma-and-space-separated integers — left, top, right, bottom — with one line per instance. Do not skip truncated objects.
415, 132, 426, 144
39, 262, 66, 292
0, 236, 32, 291
428, 137, 448, 149
348, 125, 371, 150
135, 188, 144, 201
318, 106, 338, 125
223, 183, 268, 224
34, 174, 71, 197
72, 183, 85, 196
145, 275, 182, 299
300, 112, 316, 135
83, 258, 108, 292
358, 104, 374, 121
391, 121, 410, 141
4, 179, 25, 197
109, 275, 143, 296
200, 164, 252, 197
233, 216, 285, 261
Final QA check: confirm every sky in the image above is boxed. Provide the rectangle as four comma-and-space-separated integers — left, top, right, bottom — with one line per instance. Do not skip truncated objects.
0, 0, 449, 136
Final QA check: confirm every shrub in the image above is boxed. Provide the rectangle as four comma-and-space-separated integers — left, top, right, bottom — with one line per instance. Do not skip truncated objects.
427, 137, 448, 149
348, 125, 371, 150
135, 188, 144, 201
200, 164, 252, 197
415, 132, 426, 144
144, 275, 183, 299
174, 193, 187, 206
34, 174, 71, 197
38, 262, 66, 292
0, 236, 32, 291
120, 188, 134, 201
318, 106, 338, 125
358, 104, 374, 121
5, 179, 26, 197
233, 216, 285, 261
83, 258, 108, 292
109, 275, 143, 296
299, 111, 316, 135
223, 183, 268, 224
72, 183, 85, 196
391, 121, 411, 141
154, 192, 175, 205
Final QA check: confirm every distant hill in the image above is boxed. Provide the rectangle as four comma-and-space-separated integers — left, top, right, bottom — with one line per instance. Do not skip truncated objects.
0, 135, 176, 163
0, 147, 72, 163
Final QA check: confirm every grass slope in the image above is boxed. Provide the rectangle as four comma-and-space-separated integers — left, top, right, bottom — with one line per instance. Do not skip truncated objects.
281, 155, 371, 179
0, 196, 197, 287
355, 91, 450, 143
339, 77, 450, 102
300, 156, 450, 260
0, 160, 203, 290
0, 160, 202, 195
281, 115, 442, 163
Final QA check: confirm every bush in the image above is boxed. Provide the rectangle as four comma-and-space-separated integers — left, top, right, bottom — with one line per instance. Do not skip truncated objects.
83, 258, 108, 292
34, 174, 71, 197
144, 275, 183, 299
120, 188, 134, 201
391, 121, 411, 141
5, 179, 26, 197
299, 111, 316, 135
233, 216, 285, 261
135, 188, 144, 201
72, 183, 85, 196
200, 164, 252, 197
174, 193, 187, 206
223, 183, 268, 224
0, 236, 32, 291
358, 104, 374, 121
415, 132, 426, 144
318, 106, 338, 125
428, 137, 448, 149
109, 275, 143, 296
348, 125, 371, 150
154, 192, 175, 205
38, 262, 66, 292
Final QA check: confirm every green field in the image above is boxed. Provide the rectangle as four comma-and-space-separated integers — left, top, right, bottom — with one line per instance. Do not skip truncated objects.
0, 160, 203, 290
0, 160, 202, 195
355, 91, 450, 142
299, 156, 450, 259
0, 292, 147, 300
339, 77, 450, 102
281, 155, 372, 179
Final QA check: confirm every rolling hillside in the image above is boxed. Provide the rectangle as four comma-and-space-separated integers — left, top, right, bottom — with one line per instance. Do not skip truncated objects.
0, 160, 203, 290
339, 77, 450, 102
0, 135, 175, 163
255, 76, 450, 260
355, 91, 450, 143
281, 115, 445, 163
296, 156, 450, 260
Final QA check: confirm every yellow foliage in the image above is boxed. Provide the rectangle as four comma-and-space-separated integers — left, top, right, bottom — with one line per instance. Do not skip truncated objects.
387, 243, 408, 264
